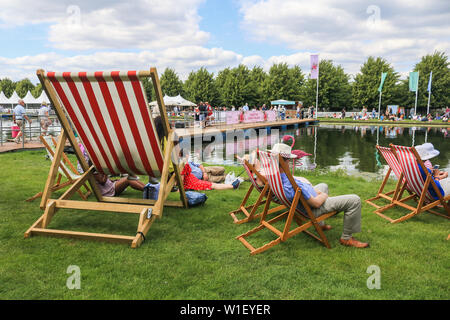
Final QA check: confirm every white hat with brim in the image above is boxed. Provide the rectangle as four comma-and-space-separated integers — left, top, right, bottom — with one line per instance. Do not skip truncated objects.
415, 143, 440, 160
267, 143, 298, 159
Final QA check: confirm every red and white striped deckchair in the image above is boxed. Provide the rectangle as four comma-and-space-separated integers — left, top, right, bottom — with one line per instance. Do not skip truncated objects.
25, 68, 188, 248
229, 156, 285, 224
384, 144, 450, 223
366, 145, 417, 222
236, 151, 337, 255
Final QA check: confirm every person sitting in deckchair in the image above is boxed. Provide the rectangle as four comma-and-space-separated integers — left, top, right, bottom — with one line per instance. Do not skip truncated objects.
271, 143, 370, 248
88, 159, 146, 197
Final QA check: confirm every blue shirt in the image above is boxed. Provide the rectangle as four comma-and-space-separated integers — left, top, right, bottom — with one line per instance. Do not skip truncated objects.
13, 104, 26, 120
280, 173, 317, 212
188, 161, 203, 180
418, 165, 444, 200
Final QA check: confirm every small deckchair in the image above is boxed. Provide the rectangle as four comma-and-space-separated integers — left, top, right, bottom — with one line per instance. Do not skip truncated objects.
365, 145, 417, 222
25, 68, 188, 248
229, 157, 285, 224
375, 144, 450, 223
236, 151, 337, 255
26, 135, 91, 202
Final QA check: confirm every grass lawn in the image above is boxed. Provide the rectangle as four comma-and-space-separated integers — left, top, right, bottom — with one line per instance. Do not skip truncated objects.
0, 150, 448, 300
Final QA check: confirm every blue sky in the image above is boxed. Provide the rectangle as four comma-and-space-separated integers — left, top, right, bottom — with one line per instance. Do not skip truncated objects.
0, 0, 449, 82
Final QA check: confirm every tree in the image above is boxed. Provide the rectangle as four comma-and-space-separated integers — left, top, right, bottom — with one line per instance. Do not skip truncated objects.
160, 68, 184, 97
15, 79, 35, 98
141, 77, 155, 103
32, 83, 43, 99
218, 64, 253, 107
249, 66, 268, 106
262, 63, 304, 104
215, 67, 232, 106
0, 78, 16, 97
183, 67, 218, 105
302, 60, 351, 110
352, 57, 400, 111
411, 51, 450, 111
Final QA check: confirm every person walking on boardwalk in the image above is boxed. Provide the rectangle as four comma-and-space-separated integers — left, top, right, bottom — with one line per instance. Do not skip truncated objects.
13, 99, 32, 144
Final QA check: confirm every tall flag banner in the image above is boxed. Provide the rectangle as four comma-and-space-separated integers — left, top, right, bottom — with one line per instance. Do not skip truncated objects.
378, 72, 387, 92
427, 71, 433, 92
409, 71, 419, 92
310, 54, 319, 79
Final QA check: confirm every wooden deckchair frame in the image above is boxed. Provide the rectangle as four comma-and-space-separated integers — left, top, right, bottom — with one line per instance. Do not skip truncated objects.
374, 144, 450, 223
237, 152, 337, 255
25, 68, 188, 248
365, 145, 417, 223
26, 135, 92, 202
229, 159, 285, 224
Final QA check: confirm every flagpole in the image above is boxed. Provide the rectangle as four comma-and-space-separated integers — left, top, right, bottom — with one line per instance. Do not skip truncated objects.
427, 71, 432, 116
414, 71, 419, 116
378, 72, 382, 119
315, 57, 319, 119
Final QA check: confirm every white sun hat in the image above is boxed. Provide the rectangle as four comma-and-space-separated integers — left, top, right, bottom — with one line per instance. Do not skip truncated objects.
415, 143, 440, 160
268, 143, 298, 159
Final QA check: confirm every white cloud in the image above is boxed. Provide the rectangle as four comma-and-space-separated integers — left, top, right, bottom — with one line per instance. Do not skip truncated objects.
0, 0, 209, 50
239, 0, 450, 76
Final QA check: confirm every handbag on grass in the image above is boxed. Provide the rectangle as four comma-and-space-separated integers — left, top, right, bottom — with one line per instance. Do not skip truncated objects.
143, 182, 160, 200
185, 191, 208, 207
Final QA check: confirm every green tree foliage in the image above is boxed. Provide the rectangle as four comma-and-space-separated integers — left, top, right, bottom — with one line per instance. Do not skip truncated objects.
219, 64, 253, 107
141, 77, 155, 103
15, 78, 35, 98
249, 66, 268, 106
32, 83, 43, 99
410, 51, 450, 111
160, 68, 184, 97
352, 57, 400, 111
183, 67, 218, 105
303, 60, 351, 111
262, 63, 304, 103
0, 78, 16, 97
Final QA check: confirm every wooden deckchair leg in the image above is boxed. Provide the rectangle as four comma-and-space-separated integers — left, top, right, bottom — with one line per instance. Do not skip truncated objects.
39, 129, 67, 210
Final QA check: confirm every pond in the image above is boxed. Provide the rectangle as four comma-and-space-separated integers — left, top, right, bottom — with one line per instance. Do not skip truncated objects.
190, 123, 450, 178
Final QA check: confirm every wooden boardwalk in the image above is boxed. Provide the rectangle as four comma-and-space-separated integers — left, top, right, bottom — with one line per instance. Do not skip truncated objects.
175, 118, 317, 138
0, 140, 46, 153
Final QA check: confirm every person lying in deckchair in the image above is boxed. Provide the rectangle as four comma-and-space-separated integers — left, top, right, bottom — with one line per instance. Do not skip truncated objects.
271, 143, 370, 248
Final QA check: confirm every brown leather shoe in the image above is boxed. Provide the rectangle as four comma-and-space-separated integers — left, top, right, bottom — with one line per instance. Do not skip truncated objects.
321, 224, 332, 231
339, 237, 370, 248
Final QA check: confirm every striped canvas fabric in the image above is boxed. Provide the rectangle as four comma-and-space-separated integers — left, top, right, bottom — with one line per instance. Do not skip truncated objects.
258, 151, 292, 209
46, 71, 164, 178
377, 146, 403, 180
242, 161, 263, 193
391, 145, 435, 203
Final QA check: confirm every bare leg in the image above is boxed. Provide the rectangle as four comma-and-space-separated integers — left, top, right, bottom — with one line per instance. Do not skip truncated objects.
114, 177, 146, 196
211, 183, 234, 190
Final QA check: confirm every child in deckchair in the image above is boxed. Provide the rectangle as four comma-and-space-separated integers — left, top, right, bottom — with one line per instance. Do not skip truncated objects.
88, 160, 147, 197
271, 143, 370, 248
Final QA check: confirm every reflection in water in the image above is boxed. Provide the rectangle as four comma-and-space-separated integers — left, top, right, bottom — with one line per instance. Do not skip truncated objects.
192, 124, 450, 176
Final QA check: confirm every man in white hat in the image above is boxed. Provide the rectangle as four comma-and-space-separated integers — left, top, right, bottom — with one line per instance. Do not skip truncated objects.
415, 143, 448, 181
38, 101, 52, 136
415, 143, 450, 197
270, 143, 369, 248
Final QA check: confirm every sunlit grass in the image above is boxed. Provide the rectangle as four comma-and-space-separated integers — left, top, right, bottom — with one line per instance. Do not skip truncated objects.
0, 150, 448, 299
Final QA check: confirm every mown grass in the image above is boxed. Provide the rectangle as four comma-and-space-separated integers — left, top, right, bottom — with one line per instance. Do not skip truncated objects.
0, 150, 448, 300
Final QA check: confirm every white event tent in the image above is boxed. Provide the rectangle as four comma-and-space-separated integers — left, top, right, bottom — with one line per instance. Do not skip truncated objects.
149, 94, 196, 108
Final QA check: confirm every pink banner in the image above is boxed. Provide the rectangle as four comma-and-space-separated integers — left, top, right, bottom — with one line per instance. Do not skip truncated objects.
265, 111, 276, 121
243, 110, 265, 123
226, 111, 241, 125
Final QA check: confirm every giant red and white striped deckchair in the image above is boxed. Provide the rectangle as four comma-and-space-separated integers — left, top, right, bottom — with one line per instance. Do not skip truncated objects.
365, 145, 417, 223
236, 151, 337, 255
25, 68, 188, 248
381, 144, 450, 223
229, 156, 285, 224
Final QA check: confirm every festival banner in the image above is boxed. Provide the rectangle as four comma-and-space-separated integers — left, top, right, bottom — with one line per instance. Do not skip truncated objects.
243, 110, 265, 123
310, 54, 319, 79
409, 71, 419, 92
226, 111, 241, 125
427, 71, 433, 92
378, 72, 387, 92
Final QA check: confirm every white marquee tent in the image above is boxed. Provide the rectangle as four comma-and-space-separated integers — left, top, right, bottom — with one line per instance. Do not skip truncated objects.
37, 90, 50, 104
23, 91, 40, 105
149, 94, 196, 107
